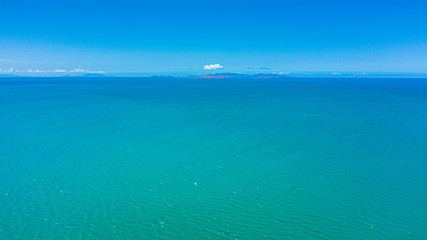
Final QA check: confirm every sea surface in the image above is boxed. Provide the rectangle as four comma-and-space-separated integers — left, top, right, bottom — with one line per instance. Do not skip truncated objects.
0, 77, 426, 239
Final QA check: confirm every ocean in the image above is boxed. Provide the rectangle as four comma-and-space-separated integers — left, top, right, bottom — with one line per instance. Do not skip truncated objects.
0, 77, 426, 239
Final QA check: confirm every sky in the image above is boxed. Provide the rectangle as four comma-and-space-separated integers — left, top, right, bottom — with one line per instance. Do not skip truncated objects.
1, 0, 427, 76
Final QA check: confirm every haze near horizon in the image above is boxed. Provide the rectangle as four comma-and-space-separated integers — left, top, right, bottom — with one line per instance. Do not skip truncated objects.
1, 0, 427, 76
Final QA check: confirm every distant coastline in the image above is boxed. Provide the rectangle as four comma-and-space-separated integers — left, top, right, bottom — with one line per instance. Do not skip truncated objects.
1, 72, 427, 78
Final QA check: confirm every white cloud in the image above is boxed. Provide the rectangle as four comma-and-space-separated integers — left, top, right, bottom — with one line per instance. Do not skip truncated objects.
203, 64, 224, 70
71, 67, 86, 73
71, 67, 104, 74
0, 68, 14, 73
1, 67, 104, 74
86, 70, 105, 74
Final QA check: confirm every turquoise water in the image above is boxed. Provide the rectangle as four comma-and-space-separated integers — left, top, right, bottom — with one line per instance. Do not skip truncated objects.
0, 77, 426, 239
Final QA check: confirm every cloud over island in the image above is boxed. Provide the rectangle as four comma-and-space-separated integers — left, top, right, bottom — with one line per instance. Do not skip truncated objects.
203, 64, 224, 70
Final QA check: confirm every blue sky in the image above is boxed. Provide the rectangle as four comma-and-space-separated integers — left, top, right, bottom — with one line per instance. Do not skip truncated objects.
1, 0, 427, 75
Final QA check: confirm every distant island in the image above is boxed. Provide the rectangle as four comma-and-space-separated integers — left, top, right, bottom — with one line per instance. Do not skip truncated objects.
196, 75, 230, 79
61, 73, 108, 77
1, 73, 290, 78
190, 73, 291, 79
